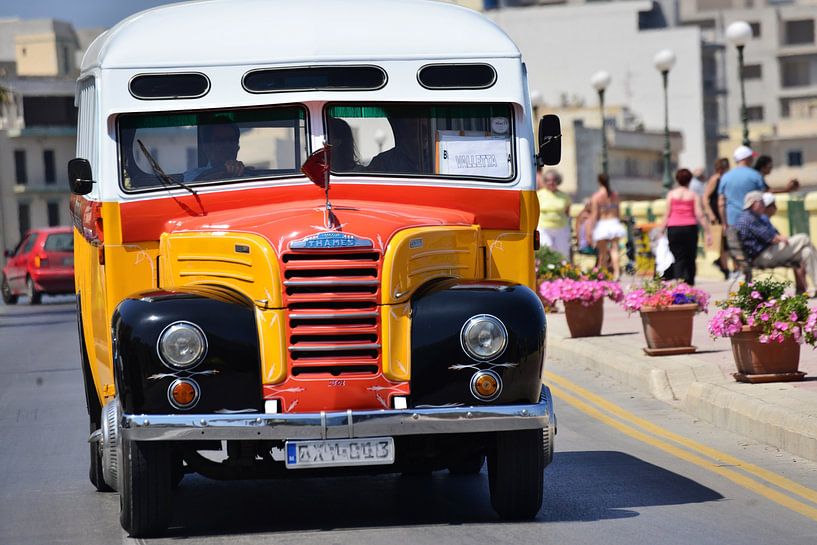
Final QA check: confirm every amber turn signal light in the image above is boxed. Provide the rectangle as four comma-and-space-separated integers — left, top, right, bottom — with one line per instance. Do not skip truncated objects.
470, 370, 502, 401
168, 379, 199, 409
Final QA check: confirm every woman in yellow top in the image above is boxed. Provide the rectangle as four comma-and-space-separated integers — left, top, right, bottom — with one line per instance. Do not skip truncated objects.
536, 168, 572, 259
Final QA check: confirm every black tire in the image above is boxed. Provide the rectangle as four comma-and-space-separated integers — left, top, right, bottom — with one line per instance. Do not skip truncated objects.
120, 439, 172, 537
447, 452, 485, 475
26, 277, 41, 305
77, 297, 110, 491
89, 424, 113, 492
488, 429, 545, 520
1, 274, 17, 304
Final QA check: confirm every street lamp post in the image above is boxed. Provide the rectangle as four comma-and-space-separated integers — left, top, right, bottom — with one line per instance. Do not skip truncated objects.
590, 70, 611, 177
653, 49, 676, 190
726, 20, 753, 147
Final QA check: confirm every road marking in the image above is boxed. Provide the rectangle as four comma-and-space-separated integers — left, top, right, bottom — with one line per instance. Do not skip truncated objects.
543, 370, 817, 506
545, 372, 817, 523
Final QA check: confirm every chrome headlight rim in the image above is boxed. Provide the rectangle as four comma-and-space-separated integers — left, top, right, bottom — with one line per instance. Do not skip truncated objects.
166, 378, 201, 410
156, 320, 208, 370
459, 313, 508, 361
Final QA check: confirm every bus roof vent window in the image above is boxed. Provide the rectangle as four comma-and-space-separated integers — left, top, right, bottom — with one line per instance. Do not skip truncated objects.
417, 64, 496, 90
243, 66, 387, 93
129, 73, 210, 100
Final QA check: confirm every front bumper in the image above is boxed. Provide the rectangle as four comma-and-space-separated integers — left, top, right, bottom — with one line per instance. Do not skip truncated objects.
121, 387, 556, 441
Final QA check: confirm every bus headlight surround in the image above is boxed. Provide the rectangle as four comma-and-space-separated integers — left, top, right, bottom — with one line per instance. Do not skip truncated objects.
460, 314, 507, 361
157, 321, 207, 369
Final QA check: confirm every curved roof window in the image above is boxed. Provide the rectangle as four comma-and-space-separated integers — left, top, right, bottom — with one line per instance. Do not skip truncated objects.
418, 64, 496, 90
129, 73, 210, 100
243, 66, 386, 93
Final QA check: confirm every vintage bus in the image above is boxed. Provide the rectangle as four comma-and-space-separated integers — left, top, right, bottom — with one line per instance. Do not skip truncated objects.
69, 0, 560, 536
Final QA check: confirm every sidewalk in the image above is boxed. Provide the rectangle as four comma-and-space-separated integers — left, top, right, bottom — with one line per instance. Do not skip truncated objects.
545, 279, 817, 462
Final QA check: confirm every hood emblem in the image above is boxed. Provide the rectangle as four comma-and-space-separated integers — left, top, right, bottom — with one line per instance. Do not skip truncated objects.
290, 232, 373, 250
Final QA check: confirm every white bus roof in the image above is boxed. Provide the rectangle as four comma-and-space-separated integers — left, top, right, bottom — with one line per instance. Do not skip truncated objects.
81, 0, 521, 72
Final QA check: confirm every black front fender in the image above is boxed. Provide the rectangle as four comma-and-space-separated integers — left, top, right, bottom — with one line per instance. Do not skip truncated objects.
409, 280, 546, 408
112, 287, 262, 414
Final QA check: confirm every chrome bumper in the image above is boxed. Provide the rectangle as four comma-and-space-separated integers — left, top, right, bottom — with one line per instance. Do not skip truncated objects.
121, 386, 555, 441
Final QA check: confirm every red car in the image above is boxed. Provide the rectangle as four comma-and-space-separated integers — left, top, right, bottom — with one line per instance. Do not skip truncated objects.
2, 227, 75, 305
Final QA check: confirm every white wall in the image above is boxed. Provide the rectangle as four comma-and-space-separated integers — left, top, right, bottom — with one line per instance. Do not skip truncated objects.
489, 1, 707, 170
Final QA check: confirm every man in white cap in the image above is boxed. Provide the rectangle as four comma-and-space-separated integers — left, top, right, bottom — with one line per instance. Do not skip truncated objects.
717, 145, 763, 228
734, 190, 816, 295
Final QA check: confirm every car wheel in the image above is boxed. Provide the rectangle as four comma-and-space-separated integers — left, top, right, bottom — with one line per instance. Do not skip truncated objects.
488, 429, 544, 520
119, 439, 172, 537
89, 422, 113, 492
26, 277, 41, 305
447, 452, 485, 475
1, 274, 17, 305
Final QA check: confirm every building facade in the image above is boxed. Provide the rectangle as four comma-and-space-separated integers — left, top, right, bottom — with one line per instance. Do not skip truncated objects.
0, 19, 94, 252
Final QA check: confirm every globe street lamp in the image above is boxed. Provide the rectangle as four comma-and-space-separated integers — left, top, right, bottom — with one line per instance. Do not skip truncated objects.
653, 49, 676, 190
726, 20, 753, 147
590, 70, 611, 177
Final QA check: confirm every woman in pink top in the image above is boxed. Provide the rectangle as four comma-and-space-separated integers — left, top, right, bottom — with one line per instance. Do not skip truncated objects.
661, 168, 711, 285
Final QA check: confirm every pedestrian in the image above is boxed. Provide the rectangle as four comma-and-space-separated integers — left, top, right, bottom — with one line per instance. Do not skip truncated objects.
660, 168, 712, 285
753, 155, 800, 194
575, 198, 594, 255
689, 167, 706, 197
588, 173, 626, 279
703, 157, 731, 279
536, 167, 572, 259
735, 191, 817, 295
718, 145, 765, 230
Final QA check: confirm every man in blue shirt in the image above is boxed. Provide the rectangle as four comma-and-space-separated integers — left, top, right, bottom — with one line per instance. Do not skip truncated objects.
718, 145, 764, 227
735, 191, 817, 295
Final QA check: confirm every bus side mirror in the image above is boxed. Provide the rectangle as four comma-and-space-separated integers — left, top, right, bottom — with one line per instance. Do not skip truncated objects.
68, 158, 95, 195
537, 114, 561, 166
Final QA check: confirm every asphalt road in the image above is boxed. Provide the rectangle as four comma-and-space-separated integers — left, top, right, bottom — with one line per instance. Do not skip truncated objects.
2, 297, 817, 544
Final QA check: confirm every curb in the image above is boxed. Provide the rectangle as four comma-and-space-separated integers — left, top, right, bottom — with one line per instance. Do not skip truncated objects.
547, 331, 817, 462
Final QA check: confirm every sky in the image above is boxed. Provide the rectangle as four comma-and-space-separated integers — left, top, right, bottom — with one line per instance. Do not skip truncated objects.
0, 1, 190, 29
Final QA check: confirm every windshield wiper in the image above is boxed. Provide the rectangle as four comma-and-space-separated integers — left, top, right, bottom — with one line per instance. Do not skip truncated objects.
136, 139, 198, 196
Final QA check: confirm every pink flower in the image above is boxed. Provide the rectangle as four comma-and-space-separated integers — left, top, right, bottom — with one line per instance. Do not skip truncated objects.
751, 291, 761, 299
759, 334, 770, 343
790, 312, 799, 321
760, 313, 770, 322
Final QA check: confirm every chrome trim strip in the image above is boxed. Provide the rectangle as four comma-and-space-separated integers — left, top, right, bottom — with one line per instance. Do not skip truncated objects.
288, 343, 381, 352
121, 390, 554, 441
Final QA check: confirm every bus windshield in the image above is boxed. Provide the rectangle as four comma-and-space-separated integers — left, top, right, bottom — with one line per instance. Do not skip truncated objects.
117, 106, 308, 191
325, 103, 514, 181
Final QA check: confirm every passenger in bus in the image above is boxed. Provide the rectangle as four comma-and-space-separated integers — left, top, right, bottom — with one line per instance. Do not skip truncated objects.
184, 122, 246, 182
327, 117, 361, 172
367, 115, 428, 174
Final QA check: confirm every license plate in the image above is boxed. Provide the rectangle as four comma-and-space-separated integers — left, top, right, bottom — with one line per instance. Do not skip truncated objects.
285, 437, 395, 469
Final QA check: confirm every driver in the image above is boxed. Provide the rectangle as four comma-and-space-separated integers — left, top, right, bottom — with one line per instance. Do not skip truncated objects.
184, 121, 246, 182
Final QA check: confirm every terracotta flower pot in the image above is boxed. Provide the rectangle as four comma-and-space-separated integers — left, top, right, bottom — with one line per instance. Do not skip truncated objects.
639, 303, 698, 356
730, 326, 804, 383
563, 298, 604, 338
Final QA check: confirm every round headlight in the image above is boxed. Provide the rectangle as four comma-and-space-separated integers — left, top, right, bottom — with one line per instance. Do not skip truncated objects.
157, 321, 207, 369
460, 314, 507, 361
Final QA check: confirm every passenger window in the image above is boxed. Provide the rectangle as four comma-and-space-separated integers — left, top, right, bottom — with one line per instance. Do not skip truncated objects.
22, 235, 38, 254
44, 233, 74, 252
325, 103, 514, 180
